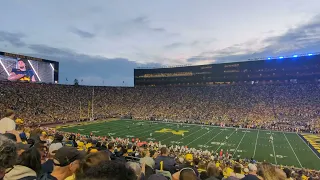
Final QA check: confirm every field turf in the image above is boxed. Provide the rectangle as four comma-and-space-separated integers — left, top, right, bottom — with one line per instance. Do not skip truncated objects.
57, 119, 320, 170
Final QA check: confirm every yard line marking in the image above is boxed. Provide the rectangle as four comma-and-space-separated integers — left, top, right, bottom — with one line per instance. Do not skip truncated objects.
204, 129, 224, 145
283, 132, 302, 168
186, 128, 214, 146
270, 131, 277, 165
253, 130, 259, 158
232, 131, 247, 158
296, 133, 320, 160
214, 130, 236, 153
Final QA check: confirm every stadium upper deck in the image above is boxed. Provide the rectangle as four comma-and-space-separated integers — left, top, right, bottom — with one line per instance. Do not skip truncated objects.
134, 54, 320, 86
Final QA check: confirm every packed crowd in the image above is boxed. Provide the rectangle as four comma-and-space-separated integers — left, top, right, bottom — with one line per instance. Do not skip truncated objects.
1, 120, 319, 180
0, 81, 319, 133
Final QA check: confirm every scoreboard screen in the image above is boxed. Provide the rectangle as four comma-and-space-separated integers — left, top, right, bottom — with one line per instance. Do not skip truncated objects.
0, 51, 59, 83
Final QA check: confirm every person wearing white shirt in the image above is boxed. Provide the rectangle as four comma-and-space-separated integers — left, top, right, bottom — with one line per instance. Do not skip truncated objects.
0, 109, 16, 134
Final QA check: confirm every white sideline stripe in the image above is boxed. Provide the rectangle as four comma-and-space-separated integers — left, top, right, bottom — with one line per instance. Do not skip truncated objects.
204, 130, 224, 145
283, 132, 302, 168
186, 128, 213, 146
270, 131, 277, 165
232, 131, 247, 158
214, 130, 236, 153
253, 130, 259, 158
296, 133, 320, 160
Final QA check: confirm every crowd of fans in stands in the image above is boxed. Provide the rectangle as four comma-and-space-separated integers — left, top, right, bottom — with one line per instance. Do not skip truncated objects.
1, 123, 319, 180
1, 81, 320, 179
1, 81, 319, 133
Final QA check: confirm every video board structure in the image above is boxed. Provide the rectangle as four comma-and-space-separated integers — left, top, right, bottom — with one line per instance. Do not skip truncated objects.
134, 54, 320, 86
0, 51, 59, 83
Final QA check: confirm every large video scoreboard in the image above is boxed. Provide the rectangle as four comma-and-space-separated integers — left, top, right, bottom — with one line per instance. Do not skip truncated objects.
0, 51, 59, 83
134, 54, 320, 86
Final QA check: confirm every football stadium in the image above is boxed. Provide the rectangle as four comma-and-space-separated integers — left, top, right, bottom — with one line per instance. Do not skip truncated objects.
1, 50, 320, 179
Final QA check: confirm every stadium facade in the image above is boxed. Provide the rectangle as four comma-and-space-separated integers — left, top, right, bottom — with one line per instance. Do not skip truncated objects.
134, 54, 320, 86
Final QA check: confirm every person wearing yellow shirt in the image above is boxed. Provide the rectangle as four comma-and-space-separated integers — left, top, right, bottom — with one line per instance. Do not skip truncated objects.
65, 174, 75, 180
223, 162, 234, 178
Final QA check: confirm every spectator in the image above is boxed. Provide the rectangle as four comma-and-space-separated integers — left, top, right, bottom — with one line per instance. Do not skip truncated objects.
206, 162, 221, 180
0, 109, 16, 134
140, 149, 155, 169
0, 135, 17, 179
41, 147, 84, 180
172, 168, 197, 180
241, 164, 259, 180
233, 164, 245, 179
257, 163, 285, 180
76, 161, 136, 180
107, 143, 116, 160
4, 147, 41, 180
283, 168, 293, 180
155, 147, 176, 174
127, 162, 145, 180
76, 151, 110, 179
178, 154, 199, 177
41, 143, 63, 174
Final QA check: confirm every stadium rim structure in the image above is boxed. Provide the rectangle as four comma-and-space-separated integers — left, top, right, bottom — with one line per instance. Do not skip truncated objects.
134, 52, 320, 87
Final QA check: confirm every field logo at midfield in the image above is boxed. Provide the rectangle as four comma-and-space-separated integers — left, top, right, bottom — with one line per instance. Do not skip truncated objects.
155, 128, 188, 135
302, 134, 320, 153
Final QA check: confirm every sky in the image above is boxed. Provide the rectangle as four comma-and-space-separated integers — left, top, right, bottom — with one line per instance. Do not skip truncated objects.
0, 0, 320, 86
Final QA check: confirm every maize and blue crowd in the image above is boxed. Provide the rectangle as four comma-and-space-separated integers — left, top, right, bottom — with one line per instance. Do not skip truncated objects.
0, 81, 320, 180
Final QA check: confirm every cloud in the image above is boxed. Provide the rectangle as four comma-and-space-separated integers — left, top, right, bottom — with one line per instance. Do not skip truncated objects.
104, 15, 177, 38
26, 43, 161, 86
0, 31, 26, 47
186, 14, 320, 64
70, 28, 95, 38
164, 42, 184, 49
164, 39, 216, 50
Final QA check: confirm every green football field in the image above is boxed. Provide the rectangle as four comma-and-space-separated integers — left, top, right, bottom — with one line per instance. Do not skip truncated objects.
57, 119, 320, 170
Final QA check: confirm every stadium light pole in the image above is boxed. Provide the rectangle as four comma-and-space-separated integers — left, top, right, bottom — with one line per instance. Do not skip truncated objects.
91, 87, 94, 121
79, 101, 82, 121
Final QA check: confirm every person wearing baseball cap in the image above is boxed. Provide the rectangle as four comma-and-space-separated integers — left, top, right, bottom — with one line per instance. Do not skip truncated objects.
41, 147, 84, 180
42, 143, 63, 174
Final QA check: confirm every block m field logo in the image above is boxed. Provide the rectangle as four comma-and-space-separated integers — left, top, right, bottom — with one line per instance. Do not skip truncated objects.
155, 128, 189, 135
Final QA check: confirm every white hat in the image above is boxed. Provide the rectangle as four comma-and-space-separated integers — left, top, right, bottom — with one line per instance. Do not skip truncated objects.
248, 163, 257, 172
49, 143, 63, 155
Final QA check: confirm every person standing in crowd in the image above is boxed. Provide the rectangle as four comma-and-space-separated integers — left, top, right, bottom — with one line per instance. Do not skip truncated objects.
41, 143, 63, 174
4, 147, 42, 180
0, 109, 16, 134
241, 164, 259, 180
0, 135, 17, 179
40, 147, 84, 180
155, 147, 176, 174
76, 161, 136, 180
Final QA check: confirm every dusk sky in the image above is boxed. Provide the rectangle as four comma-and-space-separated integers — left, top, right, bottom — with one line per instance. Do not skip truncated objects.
0, 0, 320, 86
